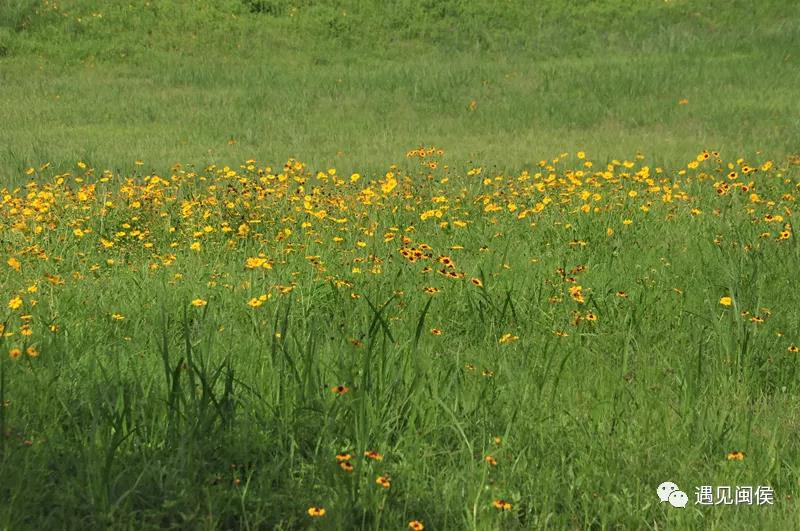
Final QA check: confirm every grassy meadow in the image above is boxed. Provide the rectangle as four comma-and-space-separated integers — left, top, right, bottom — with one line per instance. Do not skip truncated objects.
1, 0, 800, 529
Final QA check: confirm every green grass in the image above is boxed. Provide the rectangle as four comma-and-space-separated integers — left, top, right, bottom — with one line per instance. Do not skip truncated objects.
1, 0, 799, 178
1, 1, 800, 530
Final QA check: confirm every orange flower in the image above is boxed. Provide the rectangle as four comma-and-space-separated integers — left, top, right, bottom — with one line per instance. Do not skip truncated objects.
437, 255, 455, 268
726, 451, 745, 461
364, 450, 383, 461
408, 521, 424, 531
492, 499, 513, 510
339, 460, 354, 472
485, 455, 498, 466
375, 475, 391, 488
331, 385, 350, 396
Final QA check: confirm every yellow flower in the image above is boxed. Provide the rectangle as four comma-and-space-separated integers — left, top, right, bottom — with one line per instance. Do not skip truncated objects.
111, 313, 125, 321
7, 257, 20, 271
719, 296, 733, 307
191, 299, 207, 307
190, 241, 201, 251
247, 298, 263, 308
9, 348, 21, 360
8, 297, 22, 310
726, 450, 745, 461
568, 285, 585, 304
245, 257, 267, 269
499, 333, 519, 344
408, 521, 424, 531
307, 507, 326, 517
26, 346, 38, 358
376, 475, 391, 488
381, 175, 397, 194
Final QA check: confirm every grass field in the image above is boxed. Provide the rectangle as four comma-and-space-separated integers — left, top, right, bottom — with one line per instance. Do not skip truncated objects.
2, 1, 800, 529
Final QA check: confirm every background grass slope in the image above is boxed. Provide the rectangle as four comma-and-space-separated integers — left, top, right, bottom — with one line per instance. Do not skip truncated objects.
1, 0, 798, 178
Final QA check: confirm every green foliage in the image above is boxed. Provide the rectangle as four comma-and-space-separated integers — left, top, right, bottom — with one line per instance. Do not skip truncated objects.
0, 0, 39, 31
0, 28, 13, 57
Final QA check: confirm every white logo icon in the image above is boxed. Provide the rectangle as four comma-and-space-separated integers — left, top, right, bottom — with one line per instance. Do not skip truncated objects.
657, 482, 679, 502
658, 481, 688, 508
668, 490, 689, 508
